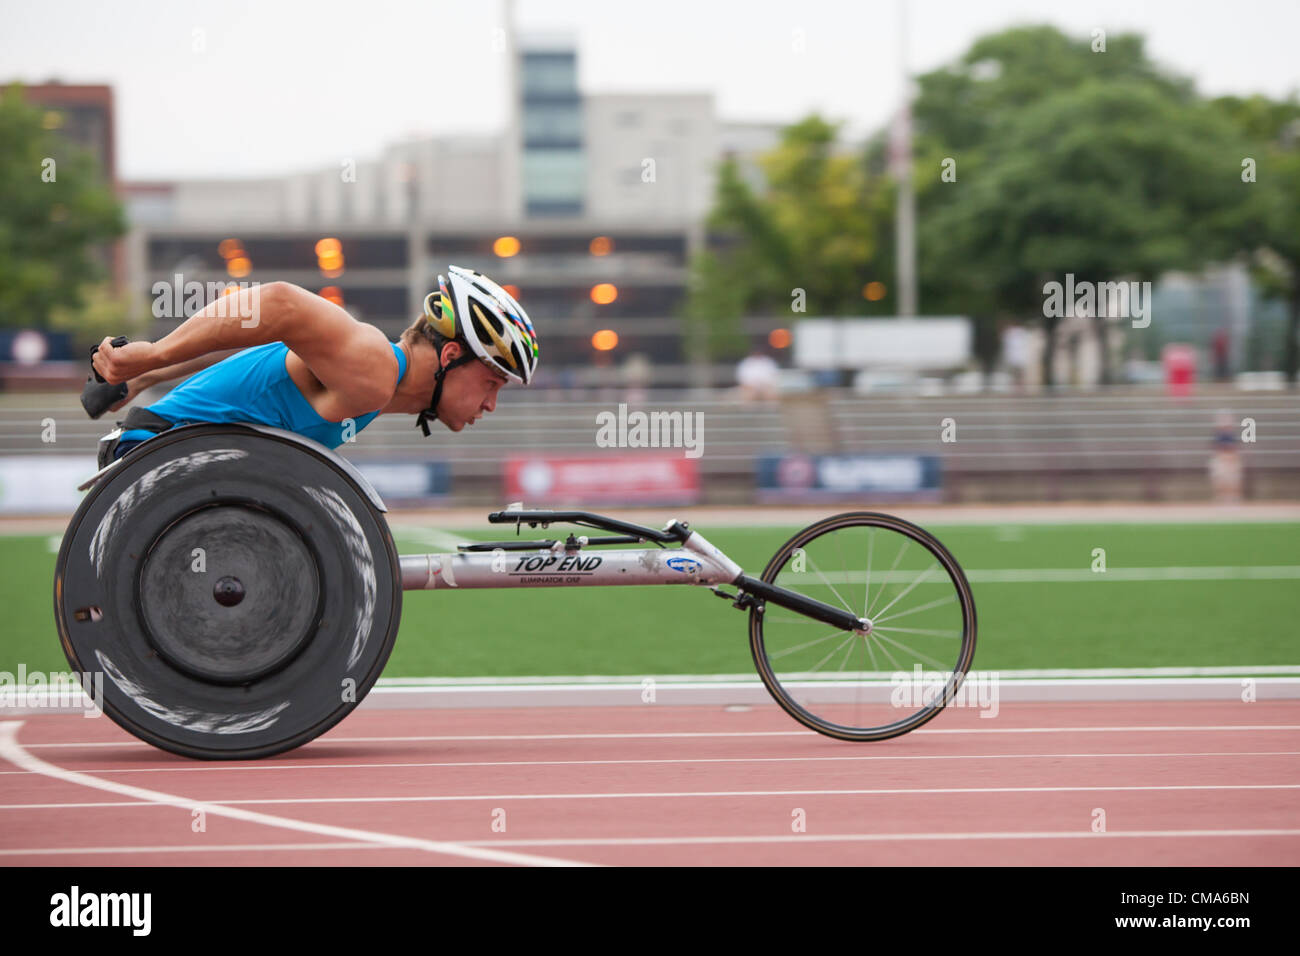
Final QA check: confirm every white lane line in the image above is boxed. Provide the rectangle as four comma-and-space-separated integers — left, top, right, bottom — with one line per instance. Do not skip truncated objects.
0, 842, 385, 857
0, 721, 591, 868
6, 828, 1300, 856
2, 750, 1297, 777
22, 724, 1300, 748
375, 665, 1300, 682
796, 566, 1300, 583
391, 528, 470, 551
3, 782, 1298, 810
456, 828, 1300, 848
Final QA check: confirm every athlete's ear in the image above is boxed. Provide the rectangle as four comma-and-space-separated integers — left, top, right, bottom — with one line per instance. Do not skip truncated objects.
439, 340, 463, 366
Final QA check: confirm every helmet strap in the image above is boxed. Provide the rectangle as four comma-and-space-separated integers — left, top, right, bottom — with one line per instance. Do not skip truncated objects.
416, 344, 476, 437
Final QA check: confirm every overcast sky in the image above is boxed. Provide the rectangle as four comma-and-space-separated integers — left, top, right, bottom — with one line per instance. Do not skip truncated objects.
2, 0, 1297, 181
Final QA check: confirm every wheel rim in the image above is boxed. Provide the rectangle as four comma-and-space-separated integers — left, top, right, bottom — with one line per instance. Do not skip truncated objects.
137, 503, 323, 684
749, 513, 977, 741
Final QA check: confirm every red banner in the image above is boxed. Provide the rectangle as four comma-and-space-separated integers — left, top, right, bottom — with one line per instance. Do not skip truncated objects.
504, 454, 700, 505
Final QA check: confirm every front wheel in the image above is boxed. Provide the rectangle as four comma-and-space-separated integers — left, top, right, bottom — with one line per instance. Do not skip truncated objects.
748, 512, 977, 741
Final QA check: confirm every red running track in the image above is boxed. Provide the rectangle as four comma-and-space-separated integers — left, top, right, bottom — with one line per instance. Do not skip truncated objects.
2, 700, 1298, 866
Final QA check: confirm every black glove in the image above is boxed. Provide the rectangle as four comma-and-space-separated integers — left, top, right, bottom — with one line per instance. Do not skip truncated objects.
80, 335, 130, 419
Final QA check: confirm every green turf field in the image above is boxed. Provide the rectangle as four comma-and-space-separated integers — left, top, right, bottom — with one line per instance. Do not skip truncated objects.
4, 520, 1297, 677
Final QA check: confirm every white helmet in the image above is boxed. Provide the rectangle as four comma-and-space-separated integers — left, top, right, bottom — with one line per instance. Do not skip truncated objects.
423, 265, 538, 385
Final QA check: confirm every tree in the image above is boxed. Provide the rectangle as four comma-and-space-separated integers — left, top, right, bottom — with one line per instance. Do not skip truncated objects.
1211, 94, 1300, 385
682, 115, 885, 362
911, 25, 1244, 385
0, 84, 126, 330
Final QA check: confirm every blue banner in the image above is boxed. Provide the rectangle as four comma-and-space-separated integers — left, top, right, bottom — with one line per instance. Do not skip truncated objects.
756, 454, 942, 500
355, 460, 451, 504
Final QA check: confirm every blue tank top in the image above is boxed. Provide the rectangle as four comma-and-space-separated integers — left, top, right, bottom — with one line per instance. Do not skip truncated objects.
115, 341, 407, 455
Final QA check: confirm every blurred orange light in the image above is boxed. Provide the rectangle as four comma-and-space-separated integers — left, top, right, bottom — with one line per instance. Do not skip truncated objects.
591, 329, 619, 351
589, 236, 613, 256
493, 236, 521, 257
503, 284, 521, 299
319, 286, 344, 306
864, 281, 887, 301
218, 239, 244, 259
591, 283, 618, 305
769, 328, 792, 349
315, 238, 342, 258
318, 251, 345, 277
226, 257, 252, 278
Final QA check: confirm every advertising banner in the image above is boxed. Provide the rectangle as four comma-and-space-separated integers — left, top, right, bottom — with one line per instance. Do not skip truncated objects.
504, 454, 700, 505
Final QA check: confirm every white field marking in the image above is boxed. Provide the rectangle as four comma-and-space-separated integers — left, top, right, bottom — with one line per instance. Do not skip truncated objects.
456, 829, 1300, 848
391, 528, 470, 552
21, 724, 1300, 749
779, 566, 1300, 584
6, 829, 1300, 856
0, 842, 385, 857
368, 666, 1300, 685
2, 750, 1297, 778
3, 782, 1298, 812
0, 721, 591, 868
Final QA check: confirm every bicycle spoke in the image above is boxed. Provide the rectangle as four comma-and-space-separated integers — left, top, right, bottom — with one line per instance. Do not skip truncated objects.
866, 537, 911, 618
800, 632, 858, 676
802, 551, 856, 617
871, 562, 939, 620
866, 632, 905, 672
869, 630, 954, 671
836, 637, 857, 673
872, 592, 958, 625
873, 624, 962, 638
862, 528, 875, 617
767, 629, 850, 660
860, 626, 881, 671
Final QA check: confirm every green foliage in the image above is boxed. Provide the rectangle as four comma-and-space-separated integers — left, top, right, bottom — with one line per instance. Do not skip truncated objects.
0, 84, 126, 329
1210, 93, 1300, 381
48, 281, 149, 352
682, 115, 886, 360
913, 25, 1255, 382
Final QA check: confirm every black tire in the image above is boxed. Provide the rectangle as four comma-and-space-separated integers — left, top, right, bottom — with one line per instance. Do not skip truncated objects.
748, 512, 977, 741
54, 424, 402, 759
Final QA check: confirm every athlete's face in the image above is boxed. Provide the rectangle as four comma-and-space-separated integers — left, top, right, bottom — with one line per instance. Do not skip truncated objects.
437, 342, 509, 432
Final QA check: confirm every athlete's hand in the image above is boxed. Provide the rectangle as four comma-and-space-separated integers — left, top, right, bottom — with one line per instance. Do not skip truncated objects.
92, 337, 156, 385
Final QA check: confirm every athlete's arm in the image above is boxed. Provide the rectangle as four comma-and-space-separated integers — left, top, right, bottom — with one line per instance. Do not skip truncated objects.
140, 348, 243, 388
92, 282, 397, 410
104, 348, 243, 414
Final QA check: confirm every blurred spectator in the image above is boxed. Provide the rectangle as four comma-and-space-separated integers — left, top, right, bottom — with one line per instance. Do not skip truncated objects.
1000, 322, 1030, 392
1212, 326, 1230, 381
1209, 409, 1243, 503
622, 352, 651, 404
735, 348, 781, 402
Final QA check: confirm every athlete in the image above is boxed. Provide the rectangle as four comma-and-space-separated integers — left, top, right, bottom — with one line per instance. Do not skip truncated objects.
88, 265, 539, 466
